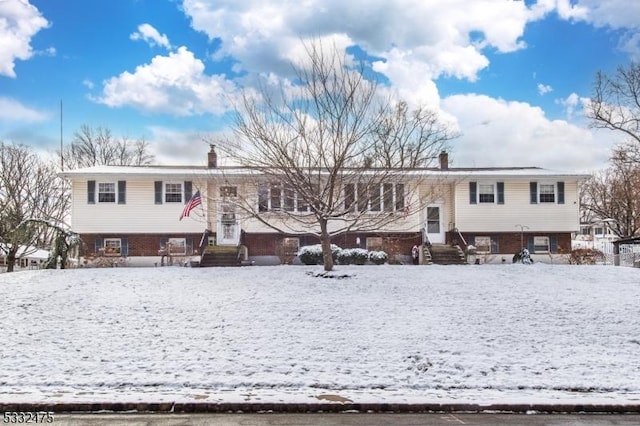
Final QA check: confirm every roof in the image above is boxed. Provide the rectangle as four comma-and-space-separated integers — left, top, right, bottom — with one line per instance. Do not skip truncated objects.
59, 164, 590, 180
613, 236, 640, 245
0, 244, 50, 260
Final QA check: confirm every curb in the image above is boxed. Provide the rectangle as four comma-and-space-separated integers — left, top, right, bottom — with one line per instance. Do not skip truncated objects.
2, 402, 640, 414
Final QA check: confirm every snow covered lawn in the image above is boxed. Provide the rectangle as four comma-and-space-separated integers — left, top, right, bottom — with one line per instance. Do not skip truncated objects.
1, 264, 639, 405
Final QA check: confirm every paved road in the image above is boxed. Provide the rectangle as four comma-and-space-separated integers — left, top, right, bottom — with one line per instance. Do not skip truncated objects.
50, 413, 640, 425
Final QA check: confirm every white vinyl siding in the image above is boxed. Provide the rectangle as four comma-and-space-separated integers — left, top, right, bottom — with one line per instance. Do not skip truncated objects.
71, 180, 203, 233
455, 180, 580, 232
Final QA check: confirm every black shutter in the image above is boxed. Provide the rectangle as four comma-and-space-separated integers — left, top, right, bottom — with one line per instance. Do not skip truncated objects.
527, 235, 535, 252
469, 182, 477, 204
497, 182, 504, 204
184, 181, 193, 204
557, 181, 565, 204
491, 236, 499, 253
154, 181, 163, 204
186, 239, 193, 255
88, 180, 96, 204
121, 238, 129, 256
94, 238, 103, 253
529, 182, 538, 204
550, 235, 558, 253
118, 181, 126, 204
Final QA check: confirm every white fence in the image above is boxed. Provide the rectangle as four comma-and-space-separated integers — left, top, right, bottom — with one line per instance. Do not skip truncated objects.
572, 239, 640, 267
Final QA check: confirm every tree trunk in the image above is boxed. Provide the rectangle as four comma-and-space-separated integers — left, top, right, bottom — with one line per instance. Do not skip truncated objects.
319, 219, 333, 272
6, 248, 17, 272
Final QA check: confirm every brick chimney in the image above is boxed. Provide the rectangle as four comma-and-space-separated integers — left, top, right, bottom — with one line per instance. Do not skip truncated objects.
439, 150, 449, 170
207, 144, 217, 168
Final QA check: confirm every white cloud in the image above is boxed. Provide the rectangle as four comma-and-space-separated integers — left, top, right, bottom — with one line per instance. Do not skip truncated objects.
146, 126, 235, 165
537, 83, 553, 96
182, 0, 534, 85
96, 46, 237, 115
441, 93, 618, 171
82, 79, 95, 90
557, 92, 589, 120
0, 97, 48, 122
0, 0, 49, 77
130, 23, 171, 49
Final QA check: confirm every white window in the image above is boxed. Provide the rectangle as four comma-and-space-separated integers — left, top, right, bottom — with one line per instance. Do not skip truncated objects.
104, 238, 121, 256
534, 236, 549, 253
98, 183, 116, 203
474, 236, 492, 253
345, 183, 405, 213
539, 184, 555, 203
257, 182, 312, 213
220, 186, 237, 197
478, 184, 495, 203
366, 237, 383, 252
168, 238, 186, 255
165, 183, 183, 203
282, 238, 300, 255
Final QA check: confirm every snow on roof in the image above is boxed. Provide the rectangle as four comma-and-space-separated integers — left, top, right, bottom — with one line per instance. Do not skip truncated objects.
59, 164, 589, 180
0, 244, 50, 260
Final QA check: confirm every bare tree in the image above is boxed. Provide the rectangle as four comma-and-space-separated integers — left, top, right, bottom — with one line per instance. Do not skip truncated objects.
581, 144, 640, 238
588, 62, 640, 145
586, 63, 640, 237
216, 41, 456, 271
61, 125, 154, 169
0, 143, 70, 272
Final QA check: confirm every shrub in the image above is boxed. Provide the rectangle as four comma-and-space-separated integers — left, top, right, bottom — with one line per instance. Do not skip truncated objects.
569, 248, 604, 265
369, 250, 388, 265
337, 249, 354, 265
297, 244, 341, 265
351, 248, 369, 265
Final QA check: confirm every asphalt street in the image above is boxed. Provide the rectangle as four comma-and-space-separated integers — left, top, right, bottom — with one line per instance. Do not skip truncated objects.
49, 413, 640, 425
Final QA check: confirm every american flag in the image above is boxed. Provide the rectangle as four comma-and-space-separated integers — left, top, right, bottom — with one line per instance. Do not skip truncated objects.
179, 190, 202, 221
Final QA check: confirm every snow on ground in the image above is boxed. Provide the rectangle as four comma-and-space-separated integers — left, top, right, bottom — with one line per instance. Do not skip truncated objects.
1, 264, 639, 405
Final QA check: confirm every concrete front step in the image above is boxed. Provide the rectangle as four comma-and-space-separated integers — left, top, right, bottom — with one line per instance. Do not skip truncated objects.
200, 247, 241, 267
428, 244, 467, 265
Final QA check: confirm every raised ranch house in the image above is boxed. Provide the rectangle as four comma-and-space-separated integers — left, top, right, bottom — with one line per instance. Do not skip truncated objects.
60, 149, 587, 266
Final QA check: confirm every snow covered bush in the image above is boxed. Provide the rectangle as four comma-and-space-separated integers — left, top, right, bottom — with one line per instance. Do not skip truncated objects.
351, 248, 369, 265
369, 250, 388, 265
337, 248, 368, 265
297, 244, 341, 265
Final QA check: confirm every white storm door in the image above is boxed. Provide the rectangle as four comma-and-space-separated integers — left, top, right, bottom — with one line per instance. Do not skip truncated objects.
426, 205, 445, 244
217, 212, 240, 245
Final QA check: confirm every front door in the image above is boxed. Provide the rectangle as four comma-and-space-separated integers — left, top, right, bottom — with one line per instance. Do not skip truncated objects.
217, 202, 240, 245
426, 205, 445, 244
217, 213, 239, 245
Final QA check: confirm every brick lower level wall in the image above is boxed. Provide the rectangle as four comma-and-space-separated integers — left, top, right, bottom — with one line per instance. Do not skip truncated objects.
448, 232, 571, 255
243, 232, 421, 257
80, 233, 203, 257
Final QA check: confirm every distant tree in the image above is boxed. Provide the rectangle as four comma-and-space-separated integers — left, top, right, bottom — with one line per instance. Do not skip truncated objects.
581, 144, 640, 238
588, 62, 640, 146
0, 143, 70, 272
216, 41, 456, 271
61, 125, 154, 169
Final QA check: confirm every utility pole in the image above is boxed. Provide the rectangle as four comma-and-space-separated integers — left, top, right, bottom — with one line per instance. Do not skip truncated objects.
60, 100, 64, 171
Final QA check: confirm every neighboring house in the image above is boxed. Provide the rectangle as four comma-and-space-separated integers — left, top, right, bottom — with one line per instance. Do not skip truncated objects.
0, 244, 50, 271
59, 150, 587, 265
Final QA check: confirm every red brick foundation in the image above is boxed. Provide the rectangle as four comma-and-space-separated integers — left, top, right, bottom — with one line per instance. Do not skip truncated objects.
448, 232, 571, 255
79, 233, 203, 257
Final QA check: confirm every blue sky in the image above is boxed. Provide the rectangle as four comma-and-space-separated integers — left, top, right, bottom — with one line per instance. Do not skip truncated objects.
0, 0, 638, 171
